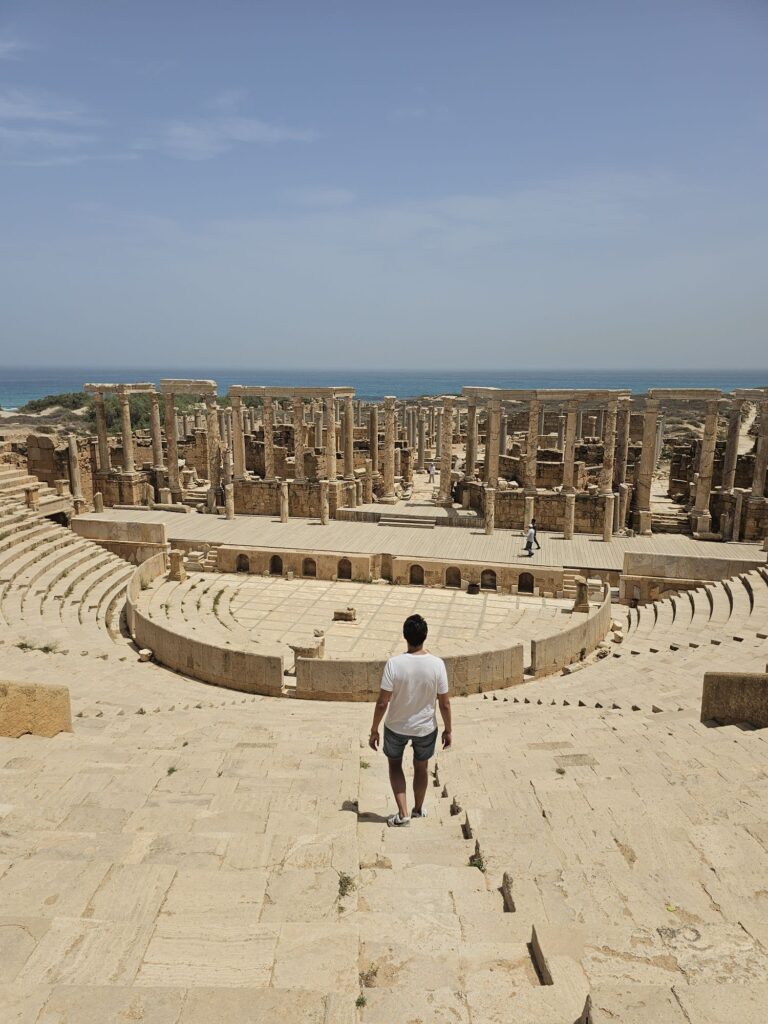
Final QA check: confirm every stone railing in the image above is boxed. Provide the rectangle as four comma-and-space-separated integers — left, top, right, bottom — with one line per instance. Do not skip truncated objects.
125, 554, 284, 696
295, 642, 525, 701
530, 585, 612, 677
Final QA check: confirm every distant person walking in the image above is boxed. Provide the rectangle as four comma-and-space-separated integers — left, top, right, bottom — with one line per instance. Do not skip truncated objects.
369, 614, 452, 827
525, 523, 536, 557
530, 517, 542, 550
427, 461, 436, 484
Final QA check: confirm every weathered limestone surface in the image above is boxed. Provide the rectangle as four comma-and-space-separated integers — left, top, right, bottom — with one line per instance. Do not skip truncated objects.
701, 671, 768, 727
0, 680, 72, 738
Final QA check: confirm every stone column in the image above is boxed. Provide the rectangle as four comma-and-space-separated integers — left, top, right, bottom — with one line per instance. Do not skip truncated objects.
263, 397, 275, 480
614, 399, 631, 489
484, 487, 495, 535
634, 397, 660, 535
164, 393, 181, 501
599, 399, 618, 494
465, 403, 477, 478
343, 395, 355, 479
324, 395, 337, 481
224, 483, 235, 520
394, 447, 401, 479
231, 396, 246, 481
562, 399, 578, 493
204, 397, 221, 504
597, 408, 605, 440
750, 399, 768, 500
369, 405, 379, 477
721, 399, 743, 493
576, 410, 583, 440
435, 411, 442, 458
280, 480, 289, 522
557, 414, 566, 452
732, 487, 746, 541
524, 494, 535, 534
438, 396, 454, 504
617, 482, 630, 532
498, 413, 507, 456
524, 400, 540, 492
602, 493, 615, 542
293, 397, 306, 481
363, 459, 373, 503
93, 491, 104, 512
67, 433, 84, 503
182, 413, 190, 438
539, 405, 545, 435
563, 492, 575, 540
692, 398, 720, 532
117, 388, 135, 474
483, 401, 500, 486
93, 393, 111, 472
417, 410, 426, 471
382, 396, 396, 502
320, 479, 329, 524
314, 407, 323, 449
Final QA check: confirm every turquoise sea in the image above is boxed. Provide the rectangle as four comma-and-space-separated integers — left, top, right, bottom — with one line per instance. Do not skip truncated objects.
1, 367, 766, 410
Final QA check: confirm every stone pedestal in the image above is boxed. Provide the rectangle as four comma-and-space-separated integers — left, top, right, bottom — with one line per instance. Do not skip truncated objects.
636, 510, 653, 536
563, 493, 575, 540
602, 493, 615, 542
484, 487, 495, 535
224, 484, 235, 520
93, 491, 104, 513
169, 549, 186, 582
24, 486, 40, 511
573, 575, 590, 613
355, 479, 363, 505
158, 488, 171, 504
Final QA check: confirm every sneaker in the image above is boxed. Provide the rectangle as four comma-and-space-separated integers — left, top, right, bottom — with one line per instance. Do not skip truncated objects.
411, 807, 427, 819
387, 813, 410, 827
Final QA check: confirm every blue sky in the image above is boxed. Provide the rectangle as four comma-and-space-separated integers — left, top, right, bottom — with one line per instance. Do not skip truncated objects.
1, 1, 766, 369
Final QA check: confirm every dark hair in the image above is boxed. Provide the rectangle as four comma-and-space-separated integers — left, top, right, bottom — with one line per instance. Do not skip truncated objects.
403, 614, 428, 647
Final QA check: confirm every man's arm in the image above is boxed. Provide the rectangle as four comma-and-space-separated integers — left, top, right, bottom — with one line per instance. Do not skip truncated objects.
369, 688, 391, 751
438, 692, 452, 748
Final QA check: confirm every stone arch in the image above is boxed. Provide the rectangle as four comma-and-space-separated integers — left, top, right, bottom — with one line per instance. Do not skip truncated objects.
269, 554, 283, 576
337, 557, 352, 580
518, 571, 534, 594
235, 554, 250, 573
409, 564, 425, 586
480, 568, 497, 591
445, 566, 461, 589
302, 557, 317, 578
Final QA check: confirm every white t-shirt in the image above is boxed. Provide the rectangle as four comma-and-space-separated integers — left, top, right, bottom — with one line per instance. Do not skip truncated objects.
381, 652, 449, 737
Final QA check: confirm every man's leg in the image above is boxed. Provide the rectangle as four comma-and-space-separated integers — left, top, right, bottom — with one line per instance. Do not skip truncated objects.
387, 757, 409, 818
413, 756, 429, 814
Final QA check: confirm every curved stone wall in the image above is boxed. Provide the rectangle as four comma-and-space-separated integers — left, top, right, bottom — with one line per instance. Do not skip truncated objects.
530, 585, 612, 677
125, 555, 284, 696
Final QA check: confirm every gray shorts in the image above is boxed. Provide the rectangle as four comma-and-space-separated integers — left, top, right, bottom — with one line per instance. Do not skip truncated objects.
383, 726, 438, 762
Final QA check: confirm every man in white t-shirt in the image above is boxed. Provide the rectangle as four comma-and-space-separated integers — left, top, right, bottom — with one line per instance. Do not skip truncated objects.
369, 614, 452, 827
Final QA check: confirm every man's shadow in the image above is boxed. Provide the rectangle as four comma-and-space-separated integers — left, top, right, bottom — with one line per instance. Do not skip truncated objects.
341, 799, 389, 823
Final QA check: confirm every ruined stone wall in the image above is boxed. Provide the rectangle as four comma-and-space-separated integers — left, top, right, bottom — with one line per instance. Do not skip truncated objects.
233, 479, 354, 518
178, 430, 209, 479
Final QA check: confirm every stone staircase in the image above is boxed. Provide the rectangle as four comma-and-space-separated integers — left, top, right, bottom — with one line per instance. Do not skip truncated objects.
378, 512, 436, 529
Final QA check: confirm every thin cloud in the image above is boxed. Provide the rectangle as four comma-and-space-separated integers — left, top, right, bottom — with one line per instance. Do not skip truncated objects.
146, 114, 317, 160
0, 88, 97, 124
285, 187, 356, 208
0, 88, 102, 163
0, 37, 26, 61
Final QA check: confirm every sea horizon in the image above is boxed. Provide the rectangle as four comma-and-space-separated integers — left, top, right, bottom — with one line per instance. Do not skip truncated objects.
1, 365, 766, 410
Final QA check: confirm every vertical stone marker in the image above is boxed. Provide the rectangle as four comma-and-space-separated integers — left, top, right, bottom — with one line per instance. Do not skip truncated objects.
524, 494, 535, 531
465, 402, 477, 478
563, 492, 576, 540
93, 491, 104, 513
363, 459, 373, 503
164, 392, 181, 502
320, 479, 329, 524
94, 392, 111, 472
231, 395, 246, 481
369, 404, 379, 478
484, 487, 495, 535
603, 493, 615, 542
280, 481, 289, 523
525, 399, 539, 492
483, 400, 500, 487
224, 483, 235, 520
67, 433, 85, 513
635, 397, 659, 535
